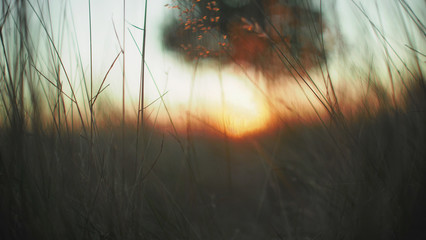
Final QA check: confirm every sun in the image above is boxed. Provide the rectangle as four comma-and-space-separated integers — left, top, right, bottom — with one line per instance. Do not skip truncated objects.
204, 92, 271, 138
146, 67, 272, 138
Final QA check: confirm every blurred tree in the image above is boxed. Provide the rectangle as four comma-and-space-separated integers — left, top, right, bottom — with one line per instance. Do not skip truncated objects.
162, 0, 326, 80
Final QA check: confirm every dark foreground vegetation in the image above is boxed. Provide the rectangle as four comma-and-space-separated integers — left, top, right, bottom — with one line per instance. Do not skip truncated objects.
1, 0, 426, 239
3, 77, 425, 240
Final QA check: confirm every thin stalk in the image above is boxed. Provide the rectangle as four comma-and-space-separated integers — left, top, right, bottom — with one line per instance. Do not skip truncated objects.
136, 0, 148, 161
218, 64, 232, 189
88, 0, 93, 161
91, 51, 121, 106
185, 58, 200, 180
376, 3, 396, 107
122, 0, 126, 161
396, 0, 424, 86
319, 0, 340, 114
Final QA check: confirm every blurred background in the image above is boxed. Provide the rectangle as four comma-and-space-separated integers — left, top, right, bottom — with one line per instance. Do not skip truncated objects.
0, 0, 425, 239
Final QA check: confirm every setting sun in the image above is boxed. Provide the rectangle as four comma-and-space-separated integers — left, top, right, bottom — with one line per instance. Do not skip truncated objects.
147, 68, 272, 138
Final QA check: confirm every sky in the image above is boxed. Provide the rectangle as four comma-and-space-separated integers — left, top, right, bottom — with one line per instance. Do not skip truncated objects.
28, 0, 426, 137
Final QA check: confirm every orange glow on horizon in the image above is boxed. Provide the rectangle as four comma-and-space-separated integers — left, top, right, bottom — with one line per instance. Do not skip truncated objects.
144, 69, 274, 138
192, 97, 272, 138
149, 102, 272, 139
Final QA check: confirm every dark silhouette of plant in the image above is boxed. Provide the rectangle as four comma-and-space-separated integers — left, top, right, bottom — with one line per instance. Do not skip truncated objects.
162, 0, 327, 79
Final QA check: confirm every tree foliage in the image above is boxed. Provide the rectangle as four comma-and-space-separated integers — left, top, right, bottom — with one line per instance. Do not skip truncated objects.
162, 0, 327, 79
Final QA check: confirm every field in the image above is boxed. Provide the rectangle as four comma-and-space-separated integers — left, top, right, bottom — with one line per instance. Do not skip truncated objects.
1, 0, 425, 239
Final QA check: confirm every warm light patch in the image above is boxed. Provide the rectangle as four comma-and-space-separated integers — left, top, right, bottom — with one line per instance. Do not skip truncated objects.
146, 67, 271, 138
202, 94, 271, 138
